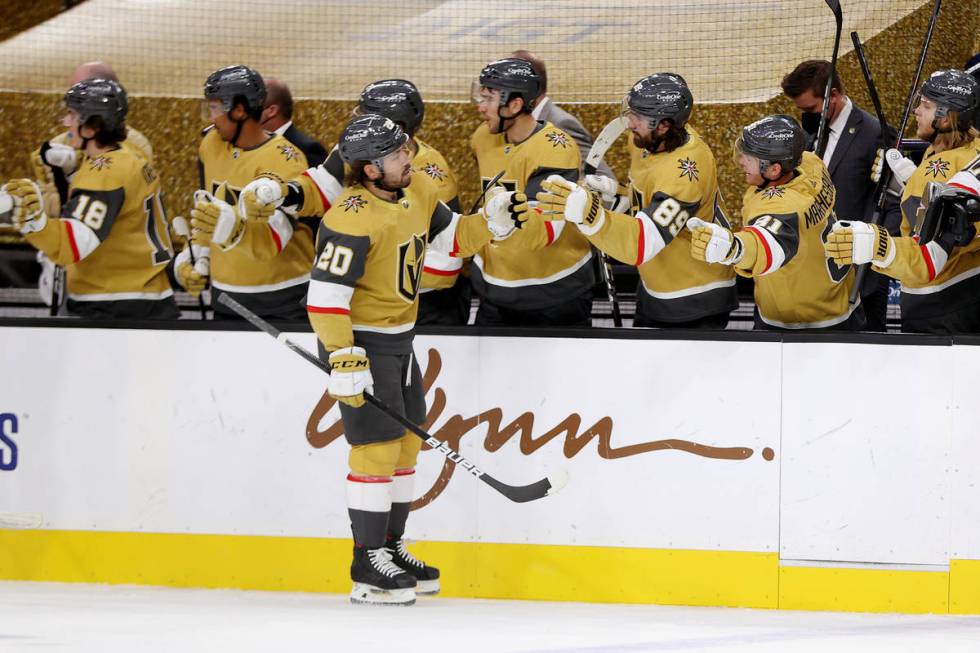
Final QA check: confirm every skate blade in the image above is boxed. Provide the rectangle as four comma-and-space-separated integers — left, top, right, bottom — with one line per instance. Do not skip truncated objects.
349, 583, 416, 606
415, 579, 440, 595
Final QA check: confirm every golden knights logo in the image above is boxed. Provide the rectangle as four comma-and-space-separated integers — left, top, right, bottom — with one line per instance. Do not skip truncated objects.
546, 131, 570, 148
88, 156, 111, 171
925, 158, 951, 179
761, 186, 786, 200
677, 157, 699, 181
278, 144, 300, 161
421, 163, 447, 181
342, 195, 368, 213
396, 232, 426, 302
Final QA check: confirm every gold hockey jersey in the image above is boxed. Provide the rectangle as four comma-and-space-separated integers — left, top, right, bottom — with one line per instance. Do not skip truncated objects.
470, 121, 593, 309
582, 131, 736, 322
413, 139, 463, 291
198, 128, 314, 294
307, 174, 493, 354
879, 139, 980, 319
25, 145, 173, 302
735, 151, 857, 329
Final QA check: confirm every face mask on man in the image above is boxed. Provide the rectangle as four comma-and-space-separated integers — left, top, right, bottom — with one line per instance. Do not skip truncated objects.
800, 110, 821, 136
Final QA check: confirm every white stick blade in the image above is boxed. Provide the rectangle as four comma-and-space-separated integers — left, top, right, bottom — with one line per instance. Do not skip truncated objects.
0, 513, 43, 529
546, 468, 570, 496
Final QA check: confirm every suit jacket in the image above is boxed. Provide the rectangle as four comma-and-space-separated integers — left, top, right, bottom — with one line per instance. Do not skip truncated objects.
537, 99, 616, 181
282, 123, 328, 168
825, 102, 902, 294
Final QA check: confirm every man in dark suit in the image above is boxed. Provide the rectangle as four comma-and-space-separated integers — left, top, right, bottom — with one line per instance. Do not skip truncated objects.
511, 50, 615, 182
782, 60, 901, 331
260, 77, 328, 233
261, 78, 328, 168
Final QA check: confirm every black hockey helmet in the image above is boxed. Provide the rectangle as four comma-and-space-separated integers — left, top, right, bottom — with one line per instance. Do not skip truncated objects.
338, 114, 408, 166
357, 79, 425, 136
919, 69, 979, 131
64, 78, 128, 133
623, 73, 693, 127
204, 65, 266, 120
735, 114, 806, 176
477, 58, 542, 111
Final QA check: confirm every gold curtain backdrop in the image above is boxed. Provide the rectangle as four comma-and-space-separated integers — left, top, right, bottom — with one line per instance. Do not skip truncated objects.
0, 0, 976, 237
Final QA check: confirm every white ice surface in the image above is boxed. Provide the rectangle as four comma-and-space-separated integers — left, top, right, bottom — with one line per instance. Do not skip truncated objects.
2, 581, 980, 653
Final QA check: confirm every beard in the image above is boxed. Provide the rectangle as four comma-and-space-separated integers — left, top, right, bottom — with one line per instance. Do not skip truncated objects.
632, 131, 662, 152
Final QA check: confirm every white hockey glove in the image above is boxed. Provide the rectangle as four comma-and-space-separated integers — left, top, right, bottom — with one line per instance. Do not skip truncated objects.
238, 175, 287, 221
328, 346, 374, 408
190, 189, 245, 251
41, 142, 79, 177
824, 220, 895, 267
481, 186, 529, 240
584, 174, 618, 204
872, 148, 916, 197
536, 174, 605, 235
3, 179, 48, 234
687, 218, 742, 265
0, 188, 11, 226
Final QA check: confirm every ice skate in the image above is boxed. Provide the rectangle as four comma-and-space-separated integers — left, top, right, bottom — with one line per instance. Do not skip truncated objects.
386, 538, 440, 595
349, 546, 417, 606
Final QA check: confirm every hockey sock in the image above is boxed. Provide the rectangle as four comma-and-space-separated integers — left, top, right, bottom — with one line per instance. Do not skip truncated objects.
386, 468, 415, 540
347, 474, 392, 548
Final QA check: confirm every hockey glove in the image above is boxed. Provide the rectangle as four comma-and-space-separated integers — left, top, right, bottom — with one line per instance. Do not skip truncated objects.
584, 174, 619, 204
3, 179, 48, 234
190, 189, 245, 251
481, 186, 529, 240
537, 174, 605, 235
687, 217, 743, 265
169, 214, 190, 251
328, 346, 374, 408
824, 220, 895, 267
239, 175, 287, 221
871, 148, 916, 197
173, 245, 210, 297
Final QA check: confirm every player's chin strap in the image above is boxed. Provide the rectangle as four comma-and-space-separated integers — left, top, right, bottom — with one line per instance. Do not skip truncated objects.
370, 157, 404, 194
230, 114, 246, 147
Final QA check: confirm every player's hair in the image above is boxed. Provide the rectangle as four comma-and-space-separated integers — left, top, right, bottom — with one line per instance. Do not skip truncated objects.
84, 115, 127, 147
932, 115, 980, 152
660, 121, 688, 152
781, 60, 844, 99
345, 160, 372, 187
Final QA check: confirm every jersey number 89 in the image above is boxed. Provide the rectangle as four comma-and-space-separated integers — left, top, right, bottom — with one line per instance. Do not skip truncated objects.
650, 198, 691, 237
316, 242, 354, 276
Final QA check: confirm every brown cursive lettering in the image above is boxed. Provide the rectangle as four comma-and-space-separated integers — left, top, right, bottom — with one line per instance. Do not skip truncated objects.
305, 348, 769, 510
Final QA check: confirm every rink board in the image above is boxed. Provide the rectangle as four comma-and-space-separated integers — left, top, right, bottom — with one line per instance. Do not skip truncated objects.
1, 324, 979, 613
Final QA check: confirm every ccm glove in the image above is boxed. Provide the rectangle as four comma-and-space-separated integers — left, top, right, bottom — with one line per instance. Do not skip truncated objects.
481, 186, 529, 240
3, 179, 48, 234
173, 245, 209, 297
328, 346, 374, 408
536, 174, 605, 235
238, 175, 287, 221
824, 220, 895, 267
687, 217, 743, 264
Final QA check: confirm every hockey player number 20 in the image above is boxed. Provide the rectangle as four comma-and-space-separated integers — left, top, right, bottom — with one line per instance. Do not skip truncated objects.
316, 242, 354, 276
650, 198, 690, 237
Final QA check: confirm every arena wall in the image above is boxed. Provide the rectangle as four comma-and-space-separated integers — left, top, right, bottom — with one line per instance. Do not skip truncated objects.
1, 322, 979, 614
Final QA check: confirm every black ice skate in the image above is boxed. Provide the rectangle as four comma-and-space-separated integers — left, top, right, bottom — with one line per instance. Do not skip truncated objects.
350, 546, 417, 606
385, 537, 440, 595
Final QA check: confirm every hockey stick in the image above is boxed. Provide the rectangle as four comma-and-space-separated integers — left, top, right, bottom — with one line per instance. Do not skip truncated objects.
468, 170, 506, 214
583, 116, 629, 327
848, 0, 942, 303
217, 293, 568, 503
0, 512, 43, 529
813, 0, 844, 159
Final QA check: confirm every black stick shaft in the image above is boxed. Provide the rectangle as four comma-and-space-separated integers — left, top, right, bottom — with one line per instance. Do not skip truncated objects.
216, 293, 558, 503
814, 0, 843, 158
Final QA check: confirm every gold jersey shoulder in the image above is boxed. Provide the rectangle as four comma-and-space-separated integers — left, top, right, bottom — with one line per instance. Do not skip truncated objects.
199, 129, 309, 198
471, 121, 580, 192
413, 139, 458, 205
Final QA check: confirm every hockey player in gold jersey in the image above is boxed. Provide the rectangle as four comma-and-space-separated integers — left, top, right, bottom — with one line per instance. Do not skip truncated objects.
576, 73, 737, 328
470, 58, 595, 326
296, 114, 527, 605
176, 65, 314, 319
3, 79, 177, 319
687, 115, 863, 330
825, 70, 980, 333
